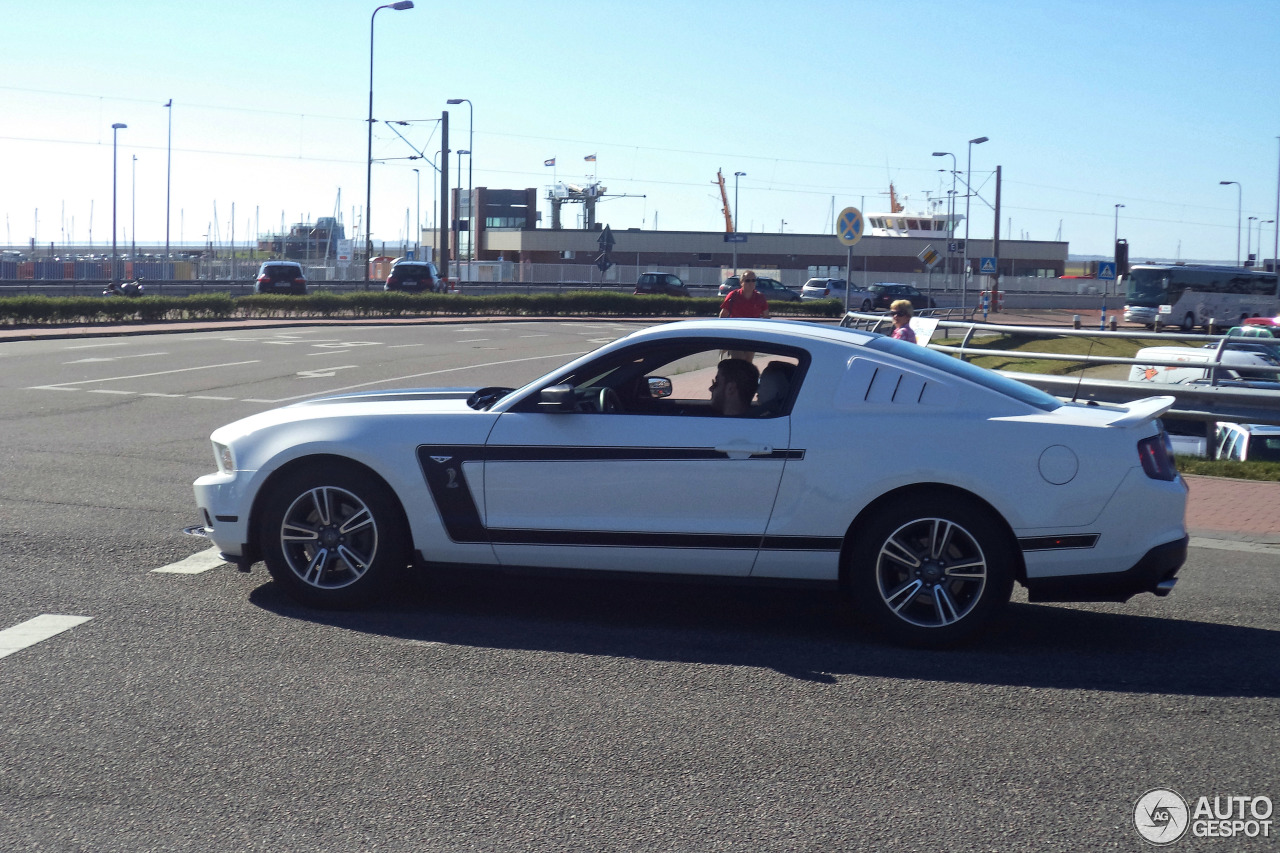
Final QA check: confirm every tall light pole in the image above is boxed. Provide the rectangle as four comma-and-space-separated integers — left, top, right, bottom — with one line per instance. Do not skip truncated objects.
1114, 203, 1124, 246
1247, 215, 1258, 266
733, 170, 745, 275
455, 149, 469, 282
365, 0, 415, 284
446, 98, 472, 282
111, 122, 127, 289
1260, 219, 1274, 270
164, 99, 172, 265
963, 136, 988, 305
932, 151, 956, 287
1220, 180, 1241, 267
412, 167, 420, 260
131, 154, 137, 266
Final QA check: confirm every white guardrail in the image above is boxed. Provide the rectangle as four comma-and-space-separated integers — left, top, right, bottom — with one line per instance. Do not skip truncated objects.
840, 311, 1280, 428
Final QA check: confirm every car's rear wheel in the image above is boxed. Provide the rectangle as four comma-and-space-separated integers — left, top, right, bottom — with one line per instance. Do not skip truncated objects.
860, 299, 873, 311
258, 463, 409, 609
1180, 312, 1196, 333
848, 495, 1014, 647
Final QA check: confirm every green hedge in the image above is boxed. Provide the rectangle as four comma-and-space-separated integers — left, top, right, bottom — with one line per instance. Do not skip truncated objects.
0, 291, 845, 326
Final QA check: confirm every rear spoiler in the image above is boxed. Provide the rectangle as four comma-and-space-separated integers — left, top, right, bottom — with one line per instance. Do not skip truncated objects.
1106, 396, 1175, 427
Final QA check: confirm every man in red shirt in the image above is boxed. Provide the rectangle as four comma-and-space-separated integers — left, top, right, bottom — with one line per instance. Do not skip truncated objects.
719, 271, 771, 319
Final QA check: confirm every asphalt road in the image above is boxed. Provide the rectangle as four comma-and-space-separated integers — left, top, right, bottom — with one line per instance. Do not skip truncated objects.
1, 322, 1277, 852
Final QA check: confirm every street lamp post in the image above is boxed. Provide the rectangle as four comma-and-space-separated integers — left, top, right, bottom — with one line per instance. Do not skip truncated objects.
932, 152, 956, 287
963, 136, 988, 307
412, 167, 420, 260
1247, 215, 1258, 266
446, 98, 472, 282
164, 99, 172, 264
365, 0, 415, 285
732, 170, 745, 275
1259, 219, 1274, 269
111, 122, 127, 289
455, 149, 469, 282
1220, 180, 1241, 267
131, 154, 137, 265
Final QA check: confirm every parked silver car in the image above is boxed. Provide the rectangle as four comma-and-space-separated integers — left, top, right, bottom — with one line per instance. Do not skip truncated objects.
800, 277, 875, 309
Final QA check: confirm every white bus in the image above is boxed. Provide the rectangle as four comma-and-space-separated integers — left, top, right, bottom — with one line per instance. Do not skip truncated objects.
1121, 263, 1279, 331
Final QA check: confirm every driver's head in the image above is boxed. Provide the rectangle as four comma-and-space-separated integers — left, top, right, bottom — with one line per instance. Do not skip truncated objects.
710, 358, 759, 416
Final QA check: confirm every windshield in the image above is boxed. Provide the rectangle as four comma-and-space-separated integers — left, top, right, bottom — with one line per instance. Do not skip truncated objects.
1123, 269, 1169, 306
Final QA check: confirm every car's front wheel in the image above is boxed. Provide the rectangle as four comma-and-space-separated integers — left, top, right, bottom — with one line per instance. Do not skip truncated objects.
258, 463, 409, 608
848, 495, 1014, 647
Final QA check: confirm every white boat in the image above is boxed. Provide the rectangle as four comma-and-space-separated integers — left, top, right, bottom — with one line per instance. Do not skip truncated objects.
864, 183, 962, 239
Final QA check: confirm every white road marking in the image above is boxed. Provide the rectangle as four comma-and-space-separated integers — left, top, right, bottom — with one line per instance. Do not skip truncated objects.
141, 392, 185, 398
66, 352, 167, 364
389, 344, 424, 349
28, 360, 261, 390
88, 389, 135, 395
190, 395, 234, 401
297, 366, 357, 378
520, 334, 550, 338
0, 615, 93, 660
256, 350, 590, 404
456, 338, 490, 343
64, 342, 128, 350
152, 548, 228, 574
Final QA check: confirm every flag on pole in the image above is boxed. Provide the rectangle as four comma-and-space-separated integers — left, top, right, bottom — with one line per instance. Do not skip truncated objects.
584, 154, 596, 162
544, 158, 556, 167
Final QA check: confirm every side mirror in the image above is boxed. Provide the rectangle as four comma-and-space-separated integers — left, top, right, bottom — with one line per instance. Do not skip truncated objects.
538, 383, 578, 411
647, 377, 673, 399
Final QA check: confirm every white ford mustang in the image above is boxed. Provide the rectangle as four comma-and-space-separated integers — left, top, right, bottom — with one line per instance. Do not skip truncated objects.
193, 319, 1188, 646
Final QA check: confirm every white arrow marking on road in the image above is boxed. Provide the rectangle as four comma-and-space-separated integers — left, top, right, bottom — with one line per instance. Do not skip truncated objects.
152, 548, 229, 574
0, 615, 93, 660
297, 365, 358, 379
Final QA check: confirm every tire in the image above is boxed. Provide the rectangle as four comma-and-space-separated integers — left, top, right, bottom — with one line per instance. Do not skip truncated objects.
861, 300, 873, 311
258, 463, 410, 609
1180, 312, 1196, 333
848, 495, 1014, 647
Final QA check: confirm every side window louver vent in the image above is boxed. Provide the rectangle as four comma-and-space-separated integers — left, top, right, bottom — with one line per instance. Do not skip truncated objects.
834, 358, 955, 410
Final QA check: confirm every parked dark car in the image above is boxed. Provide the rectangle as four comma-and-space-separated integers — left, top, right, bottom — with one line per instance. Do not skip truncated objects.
865, 283, 936, 310
385, 261, 441, 293
718, 276, 801, 302
255, 261, 307, 295
635, 272, 690, 297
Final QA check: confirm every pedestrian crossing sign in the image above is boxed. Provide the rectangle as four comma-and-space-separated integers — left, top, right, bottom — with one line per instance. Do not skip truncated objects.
1098, 262, 1116, 280
979, 257, 997, 274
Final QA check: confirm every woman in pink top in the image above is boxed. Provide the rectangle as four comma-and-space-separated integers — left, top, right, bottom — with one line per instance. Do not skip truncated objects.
890, 299, 917, 343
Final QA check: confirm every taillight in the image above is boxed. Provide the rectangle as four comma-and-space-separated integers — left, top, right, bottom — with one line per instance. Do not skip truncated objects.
294, 277, 306, 285
257, 274, 268, 283
823, 287, 830, 297
1138, 432, 1178, 481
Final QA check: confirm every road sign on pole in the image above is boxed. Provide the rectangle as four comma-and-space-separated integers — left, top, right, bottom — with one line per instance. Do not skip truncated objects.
836, 207, 864, 246
979, 257, 997, 274
1097, 262, 1116, 280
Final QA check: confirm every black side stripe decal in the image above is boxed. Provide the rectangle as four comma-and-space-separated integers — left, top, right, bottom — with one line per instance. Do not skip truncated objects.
416, 444, 818, 548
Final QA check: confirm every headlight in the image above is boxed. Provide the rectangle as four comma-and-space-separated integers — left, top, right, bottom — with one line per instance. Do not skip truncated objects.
213, 441, 236, 473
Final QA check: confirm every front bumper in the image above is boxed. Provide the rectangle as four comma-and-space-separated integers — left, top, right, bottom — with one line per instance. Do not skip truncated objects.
1023, 535, 1187, 602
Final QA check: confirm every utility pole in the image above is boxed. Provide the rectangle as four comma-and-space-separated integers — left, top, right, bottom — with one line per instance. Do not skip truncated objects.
991, 165, 1001, 312
439, 110, 450, 285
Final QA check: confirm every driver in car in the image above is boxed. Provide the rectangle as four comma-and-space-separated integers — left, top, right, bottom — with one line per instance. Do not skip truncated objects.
709, 358, 759, 417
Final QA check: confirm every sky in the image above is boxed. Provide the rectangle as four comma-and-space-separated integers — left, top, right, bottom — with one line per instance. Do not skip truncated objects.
3, 0, 1279, 264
